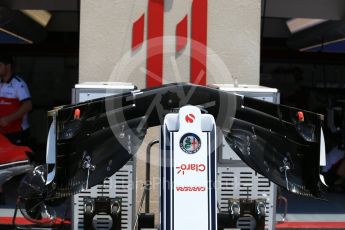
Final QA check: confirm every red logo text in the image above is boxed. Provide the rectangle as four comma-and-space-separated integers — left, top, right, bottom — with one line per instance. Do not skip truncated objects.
176, 163, 206, 175
176, 186, 206, 192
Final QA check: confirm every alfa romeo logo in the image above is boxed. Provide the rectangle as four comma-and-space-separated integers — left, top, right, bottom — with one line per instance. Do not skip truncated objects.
180, 133, 201, 154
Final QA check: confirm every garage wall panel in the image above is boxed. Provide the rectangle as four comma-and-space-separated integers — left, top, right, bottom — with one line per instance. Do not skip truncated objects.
79, 0, 261, 87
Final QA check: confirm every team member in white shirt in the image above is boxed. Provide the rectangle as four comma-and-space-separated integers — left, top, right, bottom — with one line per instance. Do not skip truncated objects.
0, 54, 32, 204
0, 54, 32, 146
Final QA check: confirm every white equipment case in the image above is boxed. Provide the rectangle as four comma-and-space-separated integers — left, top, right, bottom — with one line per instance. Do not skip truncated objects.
71, 82, 136, 230
212, 84, 279, 230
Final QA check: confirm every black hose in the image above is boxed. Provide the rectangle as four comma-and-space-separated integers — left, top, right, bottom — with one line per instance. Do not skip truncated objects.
145, 140, 159, 213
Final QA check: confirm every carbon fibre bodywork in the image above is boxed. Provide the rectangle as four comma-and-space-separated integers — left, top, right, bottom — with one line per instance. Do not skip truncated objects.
32, 83, 325, 200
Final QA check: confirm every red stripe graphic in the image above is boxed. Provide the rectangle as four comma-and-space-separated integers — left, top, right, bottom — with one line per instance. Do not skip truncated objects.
191, 0, 208, 86
0, 217, 71, 225
276, 221, 345, 229
176, 15, 188, 52
147, 0, 164, 88
132, 14, 145, 50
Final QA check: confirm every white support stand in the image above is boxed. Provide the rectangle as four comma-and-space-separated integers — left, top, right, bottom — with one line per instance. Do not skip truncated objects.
160, 105, 217, 230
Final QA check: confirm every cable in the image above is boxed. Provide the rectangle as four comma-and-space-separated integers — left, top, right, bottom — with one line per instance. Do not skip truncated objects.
12, 198, 20, 229
133, 183, 150, 230
145, 139, 159, 213
261, 0, 268, 45
277, 195, 288, 222
260, 0, 268, 80
57, 200, 70, 230
12, 197, 28, 230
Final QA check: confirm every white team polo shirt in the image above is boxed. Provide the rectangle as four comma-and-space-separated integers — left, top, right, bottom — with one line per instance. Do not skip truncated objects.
0, 75, 31, 132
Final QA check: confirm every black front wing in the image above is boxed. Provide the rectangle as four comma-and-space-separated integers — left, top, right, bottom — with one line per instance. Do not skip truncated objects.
47, 83, 324, 199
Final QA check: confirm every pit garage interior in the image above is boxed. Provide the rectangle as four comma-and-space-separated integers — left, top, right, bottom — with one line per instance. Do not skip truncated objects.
1, 0, 345, 229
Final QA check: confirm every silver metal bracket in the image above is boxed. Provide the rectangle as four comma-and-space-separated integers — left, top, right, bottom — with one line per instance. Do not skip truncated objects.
280, 157, 291, 190
83, 155, 96, 189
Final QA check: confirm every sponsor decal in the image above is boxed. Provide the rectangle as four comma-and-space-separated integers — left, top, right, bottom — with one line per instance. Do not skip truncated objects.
180, 133, 201, 154
131, 0, 208, 87
185, 113, 195, 123
176, 163, 206, 175
176, 186, 206, 192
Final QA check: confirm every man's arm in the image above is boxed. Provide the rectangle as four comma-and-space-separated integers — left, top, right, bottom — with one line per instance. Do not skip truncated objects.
0, 100, 32, 127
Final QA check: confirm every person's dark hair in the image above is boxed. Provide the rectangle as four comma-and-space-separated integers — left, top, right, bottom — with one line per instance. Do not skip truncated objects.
0, 54, 13, 65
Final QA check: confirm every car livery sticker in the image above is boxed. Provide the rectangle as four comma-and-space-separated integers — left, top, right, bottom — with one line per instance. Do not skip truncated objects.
179, 133, 201, 154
